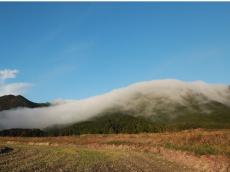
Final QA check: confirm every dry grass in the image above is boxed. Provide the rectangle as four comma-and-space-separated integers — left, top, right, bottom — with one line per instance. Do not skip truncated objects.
3, 128, 229, 156
0, 144, 191, 172
0, 129, 230, 172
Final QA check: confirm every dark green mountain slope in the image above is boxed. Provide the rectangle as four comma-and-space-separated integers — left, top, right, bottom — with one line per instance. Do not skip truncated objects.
0, 95, 49, 111
1, 89, 230, 136
46, 100, 230, 136
45, 112, 165, 136
0, 128, 46, 137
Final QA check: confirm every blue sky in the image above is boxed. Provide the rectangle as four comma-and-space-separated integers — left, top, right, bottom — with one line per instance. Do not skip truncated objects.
0, 2, 230, 102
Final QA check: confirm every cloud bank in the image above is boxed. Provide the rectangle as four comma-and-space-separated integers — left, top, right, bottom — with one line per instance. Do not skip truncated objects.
0, 69, 31, 96
0, 79, 230, 129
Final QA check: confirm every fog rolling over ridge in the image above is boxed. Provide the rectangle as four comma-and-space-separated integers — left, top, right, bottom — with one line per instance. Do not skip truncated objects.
0, 79, 230, 129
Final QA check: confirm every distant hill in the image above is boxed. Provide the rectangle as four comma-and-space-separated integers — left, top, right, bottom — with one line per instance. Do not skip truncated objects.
45, 103, 230, 136
0, 95, 49, 111
45, 81, 230, 136
1, 80, 230, 136
0, 128, 46, 137
45, 112, 163, 136
45, 90, 230, 136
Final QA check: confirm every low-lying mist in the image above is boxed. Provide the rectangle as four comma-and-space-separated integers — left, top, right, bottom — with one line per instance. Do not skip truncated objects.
0, 79, 229, 129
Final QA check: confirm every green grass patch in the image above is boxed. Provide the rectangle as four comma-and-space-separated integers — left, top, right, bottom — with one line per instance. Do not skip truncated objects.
164, 143, 219, 156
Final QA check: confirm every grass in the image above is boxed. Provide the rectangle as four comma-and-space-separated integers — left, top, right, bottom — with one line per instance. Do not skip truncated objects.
0, 144, 113, 172
1, 129, 230, 157
164, 143, 219, 156
0, 143, 192, 172
0, 129, 229, 171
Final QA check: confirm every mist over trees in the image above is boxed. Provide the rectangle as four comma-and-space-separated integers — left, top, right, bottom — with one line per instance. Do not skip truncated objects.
0, 80, 230, 136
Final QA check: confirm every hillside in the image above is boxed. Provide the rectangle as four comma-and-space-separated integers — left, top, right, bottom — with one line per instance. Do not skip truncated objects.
0, 80, 230, 135
0, 128, 46, 137
45, 113, 162, 136
45, 103, 230, 136
45, 80, 230, 135
0, 95, 49, 111
46, 80, 230, 135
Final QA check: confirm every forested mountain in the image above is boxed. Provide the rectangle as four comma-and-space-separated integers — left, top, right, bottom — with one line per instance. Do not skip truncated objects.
0, 95, 49, 111
1, 80, 230, 136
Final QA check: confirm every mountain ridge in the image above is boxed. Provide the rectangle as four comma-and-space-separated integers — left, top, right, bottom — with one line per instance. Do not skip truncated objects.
0, 95, 49, 111
0, 79, 230, 135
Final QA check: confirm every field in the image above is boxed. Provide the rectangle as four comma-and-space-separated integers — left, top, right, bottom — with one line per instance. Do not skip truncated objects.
0, 129, 230, 172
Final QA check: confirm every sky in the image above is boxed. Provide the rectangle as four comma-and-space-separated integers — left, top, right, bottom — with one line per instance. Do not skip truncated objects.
0, 2, 230, 102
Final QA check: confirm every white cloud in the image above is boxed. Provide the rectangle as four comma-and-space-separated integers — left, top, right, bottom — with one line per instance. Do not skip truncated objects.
0, 69, 18, 81
0, 69, 31, 96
